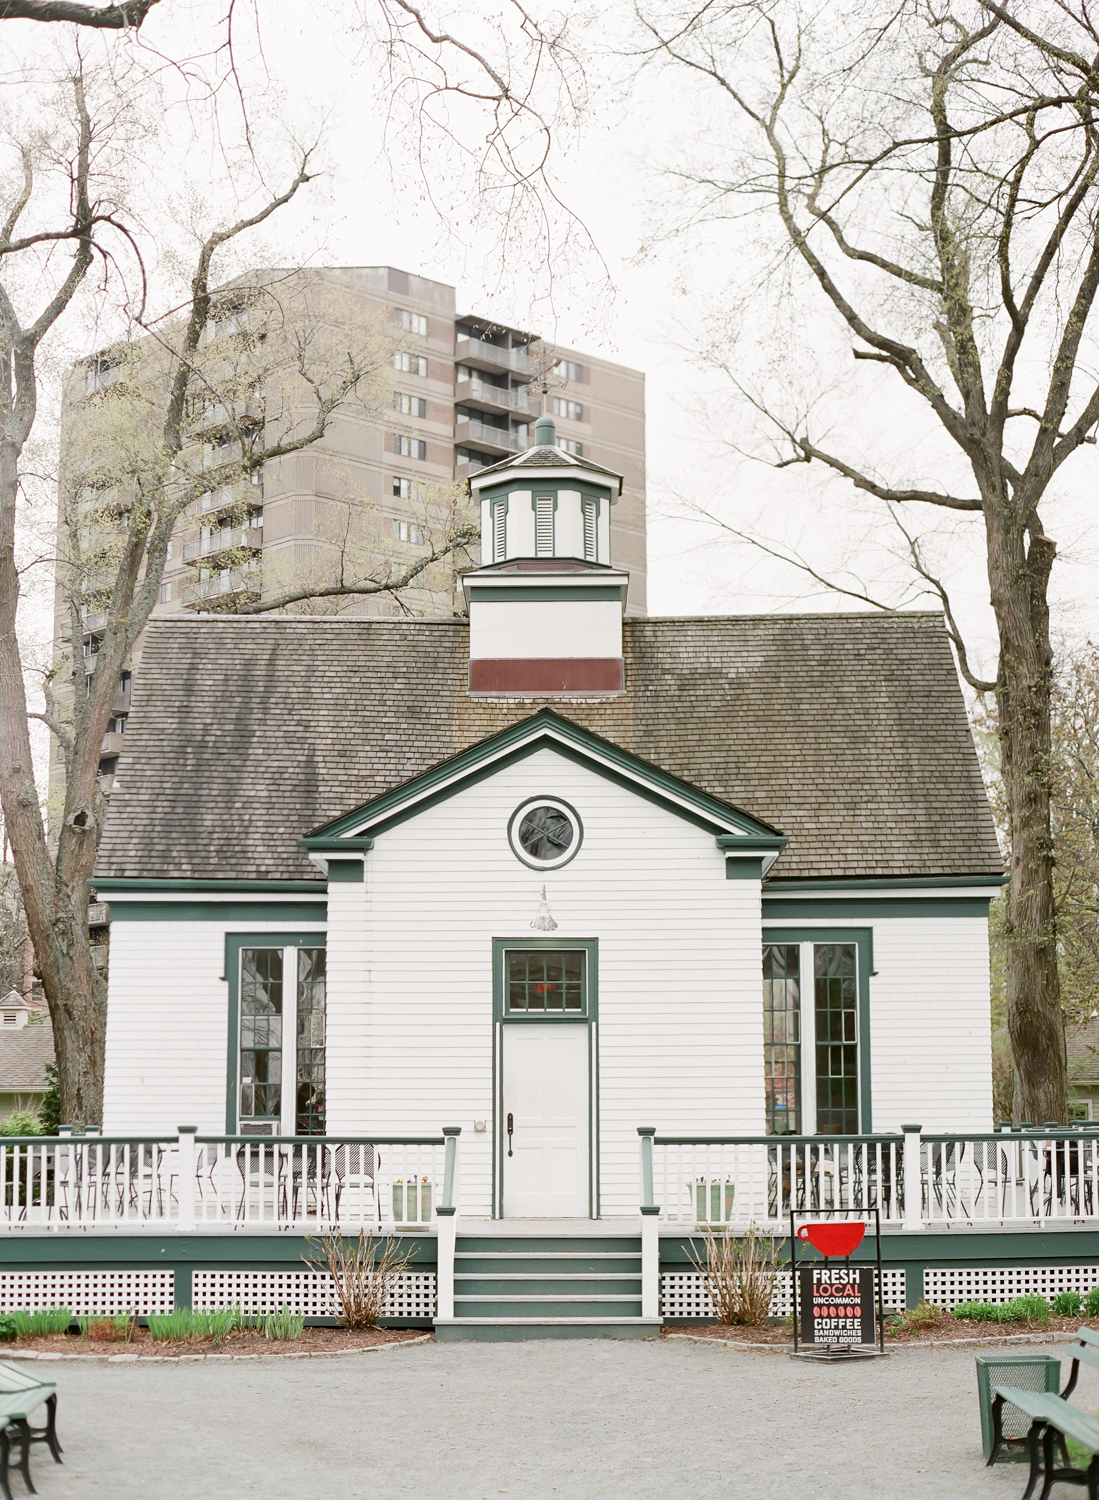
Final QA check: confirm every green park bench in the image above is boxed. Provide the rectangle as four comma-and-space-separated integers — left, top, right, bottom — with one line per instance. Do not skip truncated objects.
992, 1326, 1099, 1500
0, 1361, 62, 1500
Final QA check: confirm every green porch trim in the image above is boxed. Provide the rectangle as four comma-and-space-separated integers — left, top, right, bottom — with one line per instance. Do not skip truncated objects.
763, 875, 1008, 891
475, 478, 615, 504
108, 902, 328, 923
492, 936, 600, 1219
762, 896, 993, 919
297, 837, 374, 855
467, 586, 625, 603
326, 860, 364, 883
305, 708, 784, 844
726, 858, 765, 880
90, 879, 326, 894
224, 932, 328, 1134
764, 926, 874, 1134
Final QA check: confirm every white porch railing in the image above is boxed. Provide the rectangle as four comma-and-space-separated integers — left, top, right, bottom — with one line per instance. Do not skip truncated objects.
0, 1131, 458, 1233
642, 1126, 1099, 1231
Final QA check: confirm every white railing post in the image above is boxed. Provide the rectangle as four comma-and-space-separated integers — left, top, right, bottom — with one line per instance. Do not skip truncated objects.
177, 1127, 197, 1233
435, 1127, 461, 1321
638, 1128, 660, 1320
902, 1124, 923, 1232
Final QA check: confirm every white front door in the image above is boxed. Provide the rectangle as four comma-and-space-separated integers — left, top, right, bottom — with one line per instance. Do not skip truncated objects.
502, 1024, 589, 1217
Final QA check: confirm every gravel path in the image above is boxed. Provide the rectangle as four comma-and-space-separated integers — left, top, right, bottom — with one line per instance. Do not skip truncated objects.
19, 1336, 1095, 1499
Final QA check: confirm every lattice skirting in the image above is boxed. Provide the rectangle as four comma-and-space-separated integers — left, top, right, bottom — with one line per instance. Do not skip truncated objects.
661, 1269, 906, 1319
925, 1265, 1099, 1309
192, 1270, 436, 1320
0, 1271, 174, 1317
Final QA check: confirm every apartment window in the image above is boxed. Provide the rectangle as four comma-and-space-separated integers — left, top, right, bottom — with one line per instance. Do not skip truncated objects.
552, 359, 584, 382
394, 435, 427, 460
535, 495, 554, 556
815, 944, 859, 1135
158, 582, 172, 604
763, 945, 801, 1136
391, 519, 425, 544
582, 497, 597, 561
554, 398, 583, 421
556, 438, 583, 457
492, 499, 507, 561
394, 308, 428, 336
235, 941, 327, 1135
249, 507, 263, 528
394, 393, 427, 418
394, 352, 428, 377
393, 477, 426, 501
106, 716, 127, 735
85, 354, 123, 395
119, 671, 132, 693
166, 538, 174, 561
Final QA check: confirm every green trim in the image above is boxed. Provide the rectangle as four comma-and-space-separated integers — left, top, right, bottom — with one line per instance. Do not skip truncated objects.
492, 936, 599, 1219
507, 795, 584, 871
326, 861, 364, 884
726, 858, 765, 880
764, 926, 874, 1134
306, 709, 784, 844
90, 878, 326, 894
467, 586, 625, 603
476, 478, 614, 504
225, 931, 328, 1135
762, 897, 991, 919
297, 837, 374, 854
763, 875, 1008, 891
109, 901, 327, 923
716, 836, 792, 852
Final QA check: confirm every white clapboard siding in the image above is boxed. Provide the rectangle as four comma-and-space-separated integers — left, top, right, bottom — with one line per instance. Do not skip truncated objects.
103, 915, 326, 1135
325, 746, 764, 1218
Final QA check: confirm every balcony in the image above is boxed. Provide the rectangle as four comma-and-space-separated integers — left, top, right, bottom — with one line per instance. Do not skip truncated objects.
183, 526, 262, 563
182, 567, 261, 611
455, 377, 532, 417
454, 419, 526, 456
455, 337, 534, 379
186, 395, 264, 439
100, 731, 125, 756
111, 687, 131, 715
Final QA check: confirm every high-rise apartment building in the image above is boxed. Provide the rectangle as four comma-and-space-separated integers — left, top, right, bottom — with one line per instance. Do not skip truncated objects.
57, 265, 646, 784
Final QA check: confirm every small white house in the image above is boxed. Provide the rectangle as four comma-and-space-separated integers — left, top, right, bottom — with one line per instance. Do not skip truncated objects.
94, 417, 1003, 1225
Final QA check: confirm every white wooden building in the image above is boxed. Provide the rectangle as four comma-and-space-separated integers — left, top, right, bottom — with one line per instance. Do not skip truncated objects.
90, 416, 1004, 1316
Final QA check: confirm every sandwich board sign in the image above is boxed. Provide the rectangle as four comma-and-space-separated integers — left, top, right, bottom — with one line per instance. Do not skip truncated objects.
790, 1210, 886, 1358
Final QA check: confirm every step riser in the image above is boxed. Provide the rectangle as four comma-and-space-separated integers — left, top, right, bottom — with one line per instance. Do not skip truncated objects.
455, 1300, 643, 1318
457, 1257, 641, 1275
456, 1279, 641, 1297
457, 1239, 641, 1254
435, 1322, 658, 1343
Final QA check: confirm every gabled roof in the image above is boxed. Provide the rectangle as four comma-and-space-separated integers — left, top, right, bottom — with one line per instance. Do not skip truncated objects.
300, 707, 786, 849
469, 443, 624, 491
0, 1018, 53, 1092
94, 611, 1003, 884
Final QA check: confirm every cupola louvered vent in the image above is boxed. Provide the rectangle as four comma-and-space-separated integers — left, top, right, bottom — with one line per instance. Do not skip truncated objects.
535, 496, 554, 556
493, 500, 507, 562
582, 498, 597, 561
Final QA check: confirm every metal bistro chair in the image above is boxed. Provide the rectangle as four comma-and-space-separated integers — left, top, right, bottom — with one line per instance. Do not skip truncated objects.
287, 1145, 333, 1221
1043, 1134, 1095, 1218
333, 1144, 378, 1225
235, 1142, 289, 1221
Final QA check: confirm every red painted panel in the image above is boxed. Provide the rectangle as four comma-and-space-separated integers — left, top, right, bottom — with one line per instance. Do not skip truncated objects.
469, 658, 625, 694
797, 1222, 866, 1258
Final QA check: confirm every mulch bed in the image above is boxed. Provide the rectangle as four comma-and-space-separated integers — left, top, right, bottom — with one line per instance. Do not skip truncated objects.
665, 1314, 1099, 1346
5, 1326, 427, 1359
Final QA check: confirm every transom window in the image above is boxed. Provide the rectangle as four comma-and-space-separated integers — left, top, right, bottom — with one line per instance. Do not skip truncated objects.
238, 944, 326, 1135
506, 949, 585, 1013
508, 798, 582, 870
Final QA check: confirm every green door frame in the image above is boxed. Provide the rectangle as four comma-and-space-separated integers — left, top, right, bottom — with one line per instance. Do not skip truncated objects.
492, 936, 599, 1219
224, 931, 328, 1135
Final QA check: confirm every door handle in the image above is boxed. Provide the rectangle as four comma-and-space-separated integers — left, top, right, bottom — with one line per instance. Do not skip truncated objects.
507, 1112, 514, 1157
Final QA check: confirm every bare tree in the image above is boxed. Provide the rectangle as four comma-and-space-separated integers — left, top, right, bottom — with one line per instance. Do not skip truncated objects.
0, 1, 586, 1125
0, 0, 158, 26
633, 0, 1099, 1122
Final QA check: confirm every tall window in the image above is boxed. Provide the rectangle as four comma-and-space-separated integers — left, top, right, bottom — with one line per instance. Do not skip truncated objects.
238, 945, 326, 1135
762, 945, 801, 1135
814, 943, 859, 1134
535, 495, 554, 555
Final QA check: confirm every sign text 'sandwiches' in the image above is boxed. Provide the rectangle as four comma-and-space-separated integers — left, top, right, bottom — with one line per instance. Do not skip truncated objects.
798, 1265, 876, 1346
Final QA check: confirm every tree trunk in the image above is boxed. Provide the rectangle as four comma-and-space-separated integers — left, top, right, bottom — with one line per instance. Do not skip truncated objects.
0, 439, 105, 1124
988, 506, 1066, 1124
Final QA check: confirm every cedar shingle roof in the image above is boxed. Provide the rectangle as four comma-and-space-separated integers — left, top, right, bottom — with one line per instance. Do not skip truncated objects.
473, 443, 624, 486
95, 612, 1002, 884
0, 1019, 54, 1093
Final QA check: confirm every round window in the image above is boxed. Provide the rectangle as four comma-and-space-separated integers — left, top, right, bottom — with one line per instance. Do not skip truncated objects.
508, 798, 583, 870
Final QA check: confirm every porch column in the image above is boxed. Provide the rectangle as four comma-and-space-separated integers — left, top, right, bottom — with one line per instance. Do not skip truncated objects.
638, 1127, 660, 1320
436, 1127, 461, 1321
902, 1124, 923, 1232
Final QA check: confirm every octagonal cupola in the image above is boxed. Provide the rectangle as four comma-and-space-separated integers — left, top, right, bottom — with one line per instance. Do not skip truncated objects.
463, 416, 629, 696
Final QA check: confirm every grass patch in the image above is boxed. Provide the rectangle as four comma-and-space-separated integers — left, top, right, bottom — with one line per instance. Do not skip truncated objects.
263, 1306, 304, 1341
146, 1306, 255, 1342
952, 1294, 1051, 1324
10, 1307, 73, 1336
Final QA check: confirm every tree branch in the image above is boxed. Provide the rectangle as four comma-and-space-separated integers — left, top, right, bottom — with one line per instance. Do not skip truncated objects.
0, 0, 158, 25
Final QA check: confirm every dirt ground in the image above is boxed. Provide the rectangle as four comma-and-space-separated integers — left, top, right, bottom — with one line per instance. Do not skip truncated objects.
6, 1324, 426, 1358
664, 1311, 1099, 1344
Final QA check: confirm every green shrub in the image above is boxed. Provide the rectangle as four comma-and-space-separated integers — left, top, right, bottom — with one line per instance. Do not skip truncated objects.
0, 1112, 42, 1138
146, 1309, 198, 1341
1084, 1287, 1099, 1318
9, 1307, 72, 1336
263, 1305, 304, 1341
952, 1300, 999, 1322
0, 1315, 17, 1343
952, 1296, 1050, 1324
146, 1306, 250, 1342
1054, 1290, 1084, 1317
